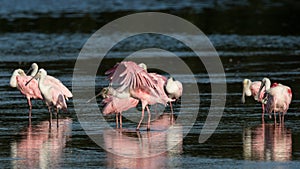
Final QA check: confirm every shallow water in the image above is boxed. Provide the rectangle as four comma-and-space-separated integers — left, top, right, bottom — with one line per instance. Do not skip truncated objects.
1, 0, 300, 169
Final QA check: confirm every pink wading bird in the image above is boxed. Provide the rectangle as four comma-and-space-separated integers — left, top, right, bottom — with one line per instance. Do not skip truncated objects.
100, 87, 139, 129
10, 69, 43, 115
26, 69, 72, 127
102, 96, 139, 129
86, 86, 139, 129
257, 78, 292, 123
105, 61, 174, 131
242, 78, 269, 117
27, 63, 73, 100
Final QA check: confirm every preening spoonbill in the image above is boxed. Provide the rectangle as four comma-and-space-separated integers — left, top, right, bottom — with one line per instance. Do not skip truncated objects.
100, 87, 139, 129
242, 78, 267, 117
102, 95, 139, 129
10, 69, 43, 114
27, 63, 72, 100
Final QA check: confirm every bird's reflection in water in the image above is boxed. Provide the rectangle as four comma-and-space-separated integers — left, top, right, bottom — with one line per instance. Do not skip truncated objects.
104, 113, 183, 169
243, 123, 292, 161
11, 118, 72, 169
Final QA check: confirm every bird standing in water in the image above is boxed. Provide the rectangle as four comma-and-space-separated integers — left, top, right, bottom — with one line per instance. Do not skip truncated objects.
26, 69, 72, 127
100, 87, 139, 129
10, 68, 43, 116
242, 78, 268, 118
27, 63, 73, 100
106, 61, 174, 130
257, 78, 292, 123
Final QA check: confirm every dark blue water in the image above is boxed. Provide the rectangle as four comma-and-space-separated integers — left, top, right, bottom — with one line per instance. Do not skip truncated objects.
1, 0, 300, 168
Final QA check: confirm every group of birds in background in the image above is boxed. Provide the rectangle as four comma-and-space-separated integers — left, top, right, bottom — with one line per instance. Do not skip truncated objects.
96, 61, 183, 130
242, 77, 292, 123
10, 63, 72, 126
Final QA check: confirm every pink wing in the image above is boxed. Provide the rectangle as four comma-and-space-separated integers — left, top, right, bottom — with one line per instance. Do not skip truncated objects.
250, 81, 265, 101
16, 75, 43, 99
114, 97, 139, 112
102, 96, 138, 115
148, 73, 169, 99
102, 99, 115, 115
44, 75, 73, 98
105, 61, 157, 92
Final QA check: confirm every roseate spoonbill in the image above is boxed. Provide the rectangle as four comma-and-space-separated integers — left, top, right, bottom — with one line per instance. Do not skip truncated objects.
106, 61, 173, 130
10, 69, 43, 114
26, 69, 71, 126
87, 86, 137, 128
27, 63, 73, 100
102, 95, 139, 129
242, 78, 268, 117
258, 78, 292, 123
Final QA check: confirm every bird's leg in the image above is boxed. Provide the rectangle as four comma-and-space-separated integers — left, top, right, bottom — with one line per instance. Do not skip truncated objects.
273, 100, 277, 124
146, 106, 151, 131
28, 109, 32, 120
274, 111, 277, 124
48, 106, 52, 127
136, 107, 145, 130
116, 113, 119, 129
56, 109, 59, 128
120, 112, 122, 129
27, 98, 32, 116
170, 102, 174, 124
261, 104, 264, 119
28, 111, 32, 126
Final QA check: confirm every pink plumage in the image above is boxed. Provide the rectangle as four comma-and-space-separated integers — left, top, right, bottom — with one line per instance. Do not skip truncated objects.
102, 96, 139, 128
242, 79, 266, 117
105, 61, 173, 130
102, 97, 139, 115
249, 81, 265, 102
26, 68, 72, 126
28, 63, 72, 99
10, 69, 43, 111
17, 75, 43, 101
264, 84, 292, 123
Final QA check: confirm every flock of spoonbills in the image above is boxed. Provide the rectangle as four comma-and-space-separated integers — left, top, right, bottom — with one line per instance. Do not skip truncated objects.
10, 61, 292, 129
96, 61, 183, 130
10, 61, 183, 130
242, 77, 292, 123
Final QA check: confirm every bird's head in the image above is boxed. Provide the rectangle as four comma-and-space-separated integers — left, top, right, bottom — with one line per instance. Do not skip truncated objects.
100, 87, 110, 98
138, 63, 147, 71
242, 79, 252, 103
26, 63, 39, 76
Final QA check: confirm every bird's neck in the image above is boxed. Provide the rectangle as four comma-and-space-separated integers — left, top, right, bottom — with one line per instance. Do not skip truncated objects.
38, 75, 49, 93
9, 74, 18, 88
30, 67, 38, 77
265, 79, 271, 90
